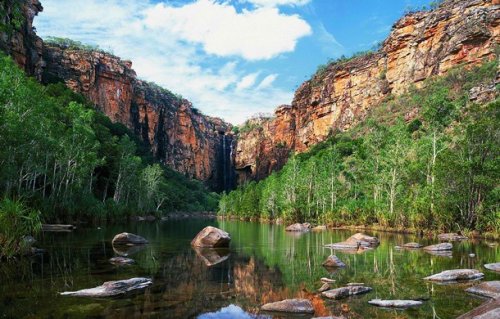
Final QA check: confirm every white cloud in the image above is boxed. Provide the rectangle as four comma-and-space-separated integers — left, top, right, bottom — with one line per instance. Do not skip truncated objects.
143, 0, 311, 60
244, 0, 312, 7
34, 0, 301, 124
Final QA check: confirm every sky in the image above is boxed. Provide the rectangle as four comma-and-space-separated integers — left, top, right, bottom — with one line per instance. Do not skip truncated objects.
34, 0, 433, 124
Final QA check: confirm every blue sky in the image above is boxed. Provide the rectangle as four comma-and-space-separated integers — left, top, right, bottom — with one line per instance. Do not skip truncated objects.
34, 0, 433, 124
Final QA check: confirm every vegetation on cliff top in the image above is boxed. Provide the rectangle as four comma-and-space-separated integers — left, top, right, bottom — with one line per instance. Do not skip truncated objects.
0, 53, 219, 226
219, 60, 499, 236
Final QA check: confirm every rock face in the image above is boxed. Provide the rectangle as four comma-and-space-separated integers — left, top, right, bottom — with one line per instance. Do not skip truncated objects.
322, 285, 372, 300
368, 299, 423, 308
191, 226, 230, 248
424, 269, 484, 282
60, 278, 152, 297
235, 0, 500, 182
325, 233, 379, 250
466, 281, 500, 299
322, 255, 346, 268
484, 263, 500, 272
112, 233, 148, 246
285, 223, 311, 232
0, 0, 44, 80
261, 299, 314, 314
42, 44, 235, 191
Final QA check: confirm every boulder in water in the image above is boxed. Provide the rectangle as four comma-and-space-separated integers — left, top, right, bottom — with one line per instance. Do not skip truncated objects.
322, 285, 372, 300
423, 243, 452, 251
368, 299, 423, 308
424, 269, 484, 282
402, 242, 423, 249
322, 255, 346, 268
60, 278, 152, 297
191, 226, 230, 248
112, 233, 148, 246
456, 299, 500, 319
285, 223, 311, 232
261, 299, 314, 314
312, 225, 327, 231
324, 233, 379, 250
484, 263, 500, 272
465, 281, 500, 299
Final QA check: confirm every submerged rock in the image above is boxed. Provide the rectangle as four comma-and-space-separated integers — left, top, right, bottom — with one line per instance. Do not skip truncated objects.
402, 242, 423, 249
112, 233, 148, 246
324, 233, 379, 250
60, 278, 152, 297
322, 285, 372, 300
368, 299, 423, 308
109, 257, 134, 265
466, 281, 500, 299
484, 263, 500, 272
193, 247, 229, 267
424, 269, 484, 282
457, 299, 500, 319
285, 223, 311, 232
322, 255, 346, 268
191, 226, 231, 248
261, 299, 314, 314
438, 233, 468, 242
423, 243, 452, 251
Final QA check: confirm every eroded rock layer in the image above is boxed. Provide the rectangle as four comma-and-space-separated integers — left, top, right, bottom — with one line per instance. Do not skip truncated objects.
235, 0, 500, 182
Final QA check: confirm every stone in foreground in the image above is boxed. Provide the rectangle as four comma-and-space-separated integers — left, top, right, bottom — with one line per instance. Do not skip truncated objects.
484, 263, 500, 272
324, 233, 379, 250
322, 285, 372, 300
466, 281, 500, 299
423, 243, 452, 251
112, 233, 148, 246
402, 242, 423, 249
285, 223, 311, 232
424, 269, 484, 282
191, 226, 230, 248
322, 255, 346, 267
261, 299, 314, 314
368, 299, 423, 308
456, 299, 500, 319
438, 233, 468, 242
60, 278, 152, 297
109, 257, 135, 265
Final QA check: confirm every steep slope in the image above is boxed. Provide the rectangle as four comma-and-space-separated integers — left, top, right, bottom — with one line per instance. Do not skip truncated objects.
235, 0, 499, 183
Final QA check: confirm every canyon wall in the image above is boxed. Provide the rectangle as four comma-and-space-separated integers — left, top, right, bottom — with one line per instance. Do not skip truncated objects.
235, 0, 499, 183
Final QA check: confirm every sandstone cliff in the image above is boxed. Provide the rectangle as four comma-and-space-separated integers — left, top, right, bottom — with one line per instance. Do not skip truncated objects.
235, 0, 499, 183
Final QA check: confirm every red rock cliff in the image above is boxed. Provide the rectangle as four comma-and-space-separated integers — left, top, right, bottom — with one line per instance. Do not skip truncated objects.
235, 0, 499, 183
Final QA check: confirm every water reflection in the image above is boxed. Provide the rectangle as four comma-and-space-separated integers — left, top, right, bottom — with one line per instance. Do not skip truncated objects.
198, 305, 270, 319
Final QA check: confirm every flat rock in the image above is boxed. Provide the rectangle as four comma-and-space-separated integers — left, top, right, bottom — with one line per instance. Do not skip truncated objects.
285, 223, 311, 232
112, 233, 148, 246
191, 226, 230, 248
368, 299, 423, 308
321, 278, 336, 283
466, 281, 500, 299
457, 298, 500, 319
438, 233, 468, 242
322, 286, 372, 300
109, 257, 135, 265
261, 298, 314, 314
423, 243, 452, 251
484, 263, 500, 272
60, 278, 152, 297
322, 255, 346, 267
402, 242, 423, 249
424, 269, 484, 282
325, 233, 379, 250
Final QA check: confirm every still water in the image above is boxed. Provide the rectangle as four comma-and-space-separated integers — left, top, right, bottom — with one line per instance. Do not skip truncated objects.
0, 219, 498, 318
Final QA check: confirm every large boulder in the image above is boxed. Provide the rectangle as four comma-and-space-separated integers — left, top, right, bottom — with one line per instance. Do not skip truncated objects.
322, 285, 372, 300
112, 233, 148, 246
438, 233, 468, 241
191, 226, 230, 248
261, 299, 314, 314
322, 255, 346, 267
484, 263, 500, 272
368, 299, 423, 308
325, 233, 379, 250
285, 223, 311, 232
423, 243, 452, 251
424, 269, 484, 282
60, 278, 152, 297
466, 281, 500, 299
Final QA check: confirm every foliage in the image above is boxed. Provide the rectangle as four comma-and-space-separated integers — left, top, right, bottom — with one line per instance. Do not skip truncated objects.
44, 37, 107, 53
0, 0, 24, 35
0, 198, 41, 258
219, 61, 499, 233
0, 53, 218, 223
